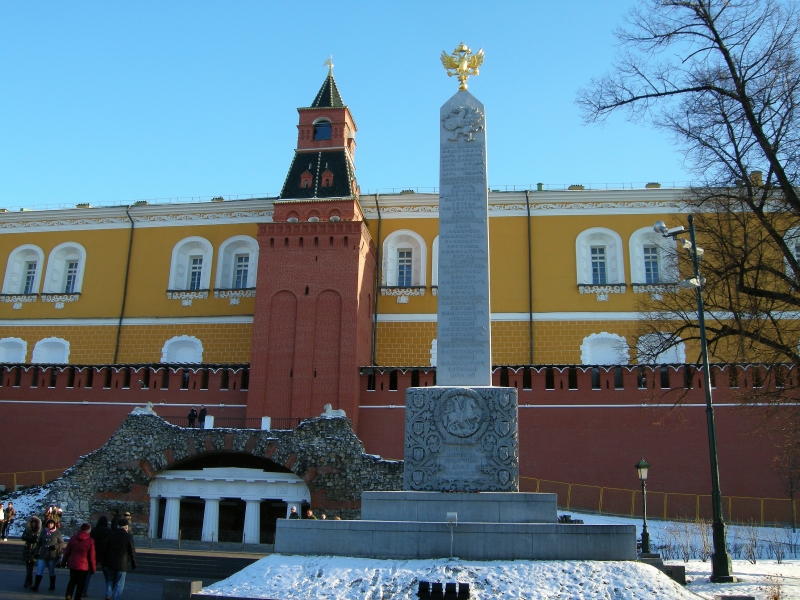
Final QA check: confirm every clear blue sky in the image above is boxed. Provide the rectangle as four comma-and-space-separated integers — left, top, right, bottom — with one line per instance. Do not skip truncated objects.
0, 0, 692, 209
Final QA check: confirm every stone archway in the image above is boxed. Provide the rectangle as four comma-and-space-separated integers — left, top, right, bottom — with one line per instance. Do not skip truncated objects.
35, 410, 402, 537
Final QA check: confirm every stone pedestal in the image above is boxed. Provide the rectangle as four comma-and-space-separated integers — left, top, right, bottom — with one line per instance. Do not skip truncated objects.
404, 386, 518, 492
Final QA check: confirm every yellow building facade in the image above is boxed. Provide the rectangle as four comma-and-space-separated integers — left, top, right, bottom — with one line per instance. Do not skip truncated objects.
0, 187, 685, 368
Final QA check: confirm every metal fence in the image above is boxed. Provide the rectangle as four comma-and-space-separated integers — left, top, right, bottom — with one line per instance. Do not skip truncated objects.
160, 416, 303, 430
0, 468, 68, 491
521, 476, 795, 525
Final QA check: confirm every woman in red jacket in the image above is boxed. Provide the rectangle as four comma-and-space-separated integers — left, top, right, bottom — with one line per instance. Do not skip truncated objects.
61, 523, 96, 600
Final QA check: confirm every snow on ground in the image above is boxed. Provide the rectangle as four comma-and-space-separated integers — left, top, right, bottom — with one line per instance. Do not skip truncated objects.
197, 555, 698, 599
0, 484, 51, 536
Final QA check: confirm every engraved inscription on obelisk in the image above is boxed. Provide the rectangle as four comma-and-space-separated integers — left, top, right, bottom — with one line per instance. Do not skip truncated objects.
437, 90, 491, 387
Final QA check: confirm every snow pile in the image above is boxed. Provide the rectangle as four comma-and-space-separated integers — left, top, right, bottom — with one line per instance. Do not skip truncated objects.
197, 555, 696, 599
0, 484, 51, 536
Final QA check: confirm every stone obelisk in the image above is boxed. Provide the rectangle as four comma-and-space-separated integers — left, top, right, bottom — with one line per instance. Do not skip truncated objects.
403, 44, 518, 492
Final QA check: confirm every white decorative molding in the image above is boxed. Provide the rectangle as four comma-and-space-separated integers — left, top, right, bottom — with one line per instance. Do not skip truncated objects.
578, 285, 627, 301
215, 235, 259, 290
166, 290, 209, 306
382, 229, 428, 287
431, 286, 438, 296
0, 294, 37, 309
43, 242, 87, 294
576, 227, 626, 287
41, 294, 80, 309
632, 284, 680, 301
0, 337, 27, 362
31, 337, 70, 364
380, 286, 426, 304
580, 332, 630, 365
161, 335, 204, 363
213, 288, 256, 305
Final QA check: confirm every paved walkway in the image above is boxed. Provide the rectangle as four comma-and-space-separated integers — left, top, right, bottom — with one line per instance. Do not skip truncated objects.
0, 563, 174, 600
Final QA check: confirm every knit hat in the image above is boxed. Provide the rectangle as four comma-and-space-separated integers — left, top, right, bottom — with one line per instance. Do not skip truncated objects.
118, 518, 129, 527
80, 523, 91, 531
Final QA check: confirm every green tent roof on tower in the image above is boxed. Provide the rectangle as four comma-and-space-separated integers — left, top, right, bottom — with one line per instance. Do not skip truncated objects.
311, 73, 345, 108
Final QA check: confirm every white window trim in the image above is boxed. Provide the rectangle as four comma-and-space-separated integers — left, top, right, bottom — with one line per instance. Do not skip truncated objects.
169, 237, 213, 291
628, 227, 678, 285
215, 235, 259, 290
0, 337, 27, 363
580, 332, 630, 365
43, 242, 87, 294
161, 335, 204, 364
2, 244, 45, 295
382, 229, 427, 287
31, 337, 70, 364
576, 228, 625, 285
784, 226, 800, 277
431, 236, 439, 288
636, 333, 686, 364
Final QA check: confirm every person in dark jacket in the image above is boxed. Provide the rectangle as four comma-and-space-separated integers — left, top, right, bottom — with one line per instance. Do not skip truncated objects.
31, 517, 65, 591
110, 509, 120, 531
198, 405, 207, 428
102, 518, 136, 600
187, 406, 197, 427
61, 522, 95, 600
20, 516, 41, 588
82, 515, 111, 597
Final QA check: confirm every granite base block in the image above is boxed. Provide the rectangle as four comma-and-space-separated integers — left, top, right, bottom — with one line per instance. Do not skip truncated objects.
274, 520, 637, 561
361, 491, 557, 523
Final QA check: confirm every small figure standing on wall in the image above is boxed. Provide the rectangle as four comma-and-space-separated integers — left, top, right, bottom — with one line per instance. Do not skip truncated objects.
198, 406, 207, 428
187, 406, 197, 428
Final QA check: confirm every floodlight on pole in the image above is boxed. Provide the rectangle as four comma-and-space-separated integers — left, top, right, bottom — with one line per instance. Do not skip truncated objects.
655, 215, 735, 583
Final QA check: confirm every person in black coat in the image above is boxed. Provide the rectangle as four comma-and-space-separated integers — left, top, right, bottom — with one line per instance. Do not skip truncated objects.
82, 515, 111, 597
20, 516, 41, 588
187, 406, 198, 428
102, 518, 136, 600
198, 406, 207, 428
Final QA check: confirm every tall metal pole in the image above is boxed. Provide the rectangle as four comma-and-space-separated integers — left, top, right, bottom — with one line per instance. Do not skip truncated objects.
688, 214, 734, 582
640, 479, 650, 554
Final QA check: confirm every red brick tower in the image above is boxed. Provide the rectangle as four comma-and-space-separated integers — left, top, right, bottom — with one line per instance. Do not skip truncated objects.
247, 69, 375, 429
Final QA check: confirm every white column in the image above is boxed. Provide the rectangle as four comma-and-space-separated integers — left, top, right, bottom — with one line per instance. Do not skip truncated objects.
161, 497, 181, 540
201, 497, 220, 542
242, 500, 261, 544
148, 496, 160, 540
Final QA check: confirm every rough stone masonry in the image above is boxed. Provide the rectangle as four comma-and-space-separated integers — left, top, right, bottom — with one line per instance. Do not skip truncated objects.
9, 411, 402, 535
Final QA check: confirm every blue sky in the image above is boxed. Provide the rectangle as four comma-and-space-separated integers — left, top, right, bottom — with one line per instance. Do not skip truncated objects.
0, 1, 692, 209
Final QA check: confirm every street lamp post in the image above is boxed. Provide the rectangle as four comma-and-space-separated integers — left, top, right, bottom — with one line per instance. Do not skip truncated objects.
636, 458, 651, 554
654, 215, 734, 583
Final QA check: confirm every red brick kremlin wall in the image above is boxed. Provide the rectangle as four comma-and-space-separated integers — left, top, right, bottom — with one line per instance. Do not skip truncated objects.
0, 363, 793, 511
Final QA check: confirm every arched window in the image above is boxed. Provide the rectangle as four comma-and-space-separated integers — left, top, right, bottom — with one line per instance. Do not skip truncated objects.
576, 228, 625, 285
43, 242, 87, 294
382, 230, 427, 287
3, 244, 44, 295
637, 333, 686, 364
215, 236, 258, 290
0, 337, 26, 363
161, 336, 203, 363
313, 118, 332, 141
580, 332, 630, 365
169, 237, 213, 291
629, 227, 677, 285
32, 337, 70, 364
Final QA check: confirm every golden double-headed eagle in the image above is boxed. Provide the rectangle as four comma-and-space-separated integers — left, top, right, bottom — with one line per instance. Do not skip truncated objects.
440, 42, 484, 91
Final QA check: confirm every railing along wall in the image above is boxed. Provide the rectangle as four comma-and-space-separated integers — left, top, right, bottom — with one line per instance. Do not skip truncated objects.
521, 476, 795, 526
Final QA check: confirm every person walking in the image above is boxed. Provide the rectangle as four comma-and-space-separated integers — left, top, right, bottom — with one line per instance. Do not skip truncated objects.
0, 502, 5, 542
31, 517, 65, 591
61, 522, 95, 600
187, 406, 198, 428
3, 501, 14, 540
102, 518, 136, 600
198, 405, 207, 428
82, 515, 111, 597
21, 516, 41, 588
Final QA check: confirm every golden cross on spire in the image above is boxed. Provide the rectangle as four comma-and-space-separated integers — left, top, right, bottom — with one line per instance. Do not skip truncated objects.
440, 42, 484, 90
323, 55, 334, 75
